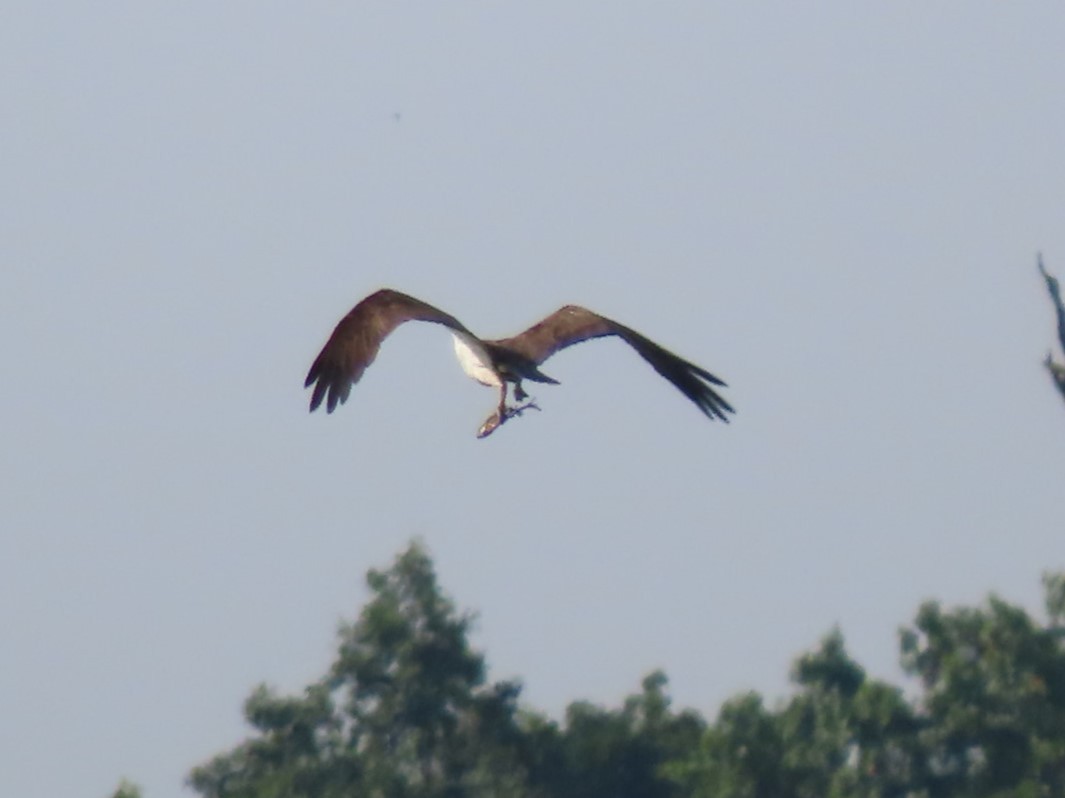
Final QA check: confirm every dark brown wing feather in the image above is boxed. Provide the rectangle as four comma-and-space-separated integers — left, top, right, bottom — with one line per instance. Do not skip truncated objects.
493, 305, 734, 421
305, 289, 471, 413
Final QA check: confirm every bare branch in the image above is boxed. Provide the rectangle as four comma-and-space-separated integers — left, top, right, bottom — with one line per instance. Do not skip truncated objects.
1038, 254, 1065, 403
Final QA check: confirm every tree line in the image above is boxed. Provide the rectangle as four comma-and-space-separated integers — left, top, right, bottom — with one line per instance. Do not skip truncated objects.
110, 542, 1065, 798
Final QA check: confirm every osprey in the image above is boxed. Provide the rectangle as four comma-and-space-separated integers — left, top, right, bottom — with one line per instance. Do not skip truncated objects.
305, 289, 734, 438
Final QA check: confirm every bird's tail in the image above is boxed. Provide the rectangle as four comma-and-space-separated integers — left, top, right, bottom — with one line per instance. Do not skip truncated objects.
523, 365, 560, 385
488, 343, 561, 385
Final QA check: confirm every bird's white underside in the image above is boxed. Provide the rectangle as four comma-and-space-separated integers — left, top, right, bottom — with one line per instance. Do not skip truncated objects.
451, 332, 503, 388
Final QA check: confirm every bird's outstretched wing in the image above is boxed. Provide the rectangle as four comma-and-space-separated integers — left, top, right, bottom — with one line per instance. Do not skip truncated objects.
493, 305, 734, 421
305, 289, 471, 413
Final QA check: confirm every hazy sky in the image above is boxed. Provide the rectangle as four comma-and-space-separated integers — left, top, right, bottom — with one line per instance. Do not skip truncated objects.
4, 4, 1065, 797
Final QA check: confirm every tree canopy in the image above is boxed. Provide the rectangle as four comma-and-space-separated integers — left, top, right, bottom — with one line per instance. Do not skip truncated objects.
145, 542, 1065, 798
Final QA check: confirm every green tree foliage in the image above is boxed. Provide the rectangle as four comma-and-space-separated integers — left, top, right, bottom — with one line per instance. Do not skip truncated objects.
899, 590, 1065, 796
667, 630, 920, 798
188, 542, 533, 798
531, 670, 705, 798
665, 691, 787, 798
1043, 572, 1065, 628
186, 545, 1065, 798
109, 780, 144, 798
666, 582, 1065, 798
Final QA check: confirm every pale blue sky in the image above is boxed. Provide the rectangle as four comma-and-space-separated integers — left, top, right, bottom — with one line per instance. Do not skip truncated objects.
3, 5, 1065, 797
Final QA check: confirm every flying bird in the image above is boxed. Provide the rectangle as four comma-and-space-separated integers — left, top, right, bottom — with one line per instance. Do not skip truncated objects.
305, 289, 734, 438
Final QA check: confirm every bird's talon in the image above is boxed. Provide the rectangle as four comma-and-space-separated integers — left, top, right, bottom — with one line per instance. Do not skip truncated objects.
504, 399, 540, 419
